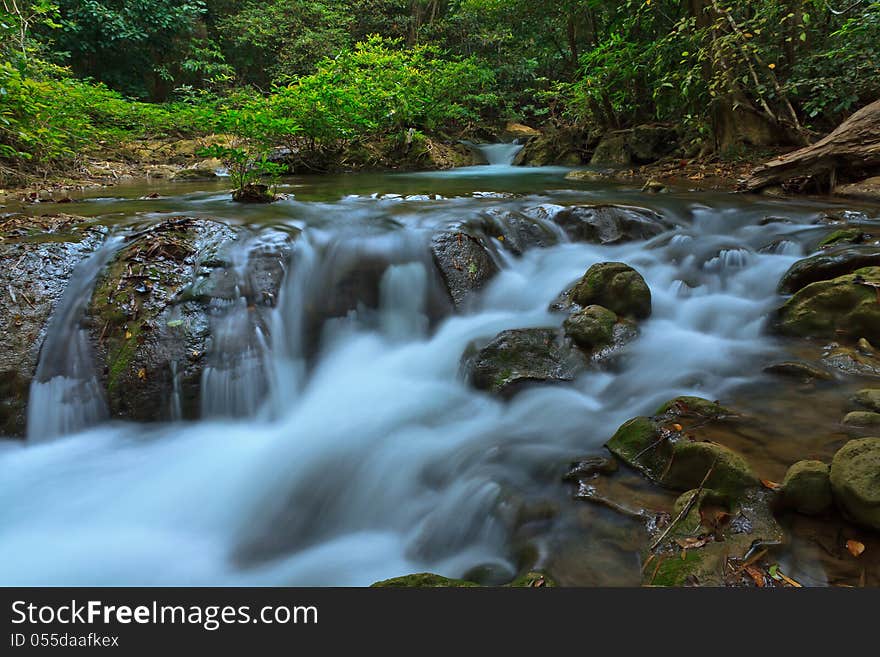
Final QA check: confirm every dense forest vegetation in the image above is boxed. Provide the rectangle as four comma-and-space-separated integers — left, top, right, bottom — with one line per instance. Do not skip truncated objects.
1, 0, 878, 183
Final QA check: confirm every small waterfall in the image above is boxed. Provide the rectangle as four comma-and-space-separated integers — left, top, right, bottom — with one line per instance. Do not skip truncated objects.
379, 262, 429, 341
27, 237, 123, 441
469, 142, 524, 166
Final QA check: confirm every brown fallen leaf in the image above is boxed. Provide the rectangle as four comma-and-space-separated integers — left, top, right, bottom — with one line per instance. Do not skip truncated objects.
761, 479, 782, 491
744, 565, 765, 588
846, 539, 866, 557
675, 537, 708, 550
137, 368, 147, 380
778, 571, 803, 588
672, 423, 683, 432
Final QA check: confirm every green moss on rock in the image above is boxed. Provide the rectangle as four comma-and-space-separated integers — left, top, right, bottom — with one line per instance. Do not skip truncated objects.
663, 440, 759, 496
781, 460, 832, 515
371, 573, 480, 588
571, 262, 651, 320
830, 437, 880, 530
563, 305, 617, 351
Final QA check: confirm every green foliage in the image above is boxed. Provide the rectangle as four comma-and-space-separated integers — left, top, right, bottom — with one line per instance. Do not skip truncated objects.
197, 144, 284, 193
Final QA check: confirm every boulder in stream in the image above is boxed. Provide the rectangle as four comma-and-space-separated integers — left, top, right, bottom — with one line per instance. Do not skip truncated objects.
830, 437, 880, 530
774, 266, 880, 343
464, 328, 586, 397
781, 460, 833, 515
525, 204, 671, 244
778, 245, 880, 295
431, 229, 499, 309
0, 214, 106, 437
567, 262, 652, 320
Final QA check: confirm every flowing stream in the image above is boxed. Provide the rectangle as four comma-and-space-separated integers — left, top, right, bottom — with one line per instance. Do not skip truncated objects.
1, 149, 878, 585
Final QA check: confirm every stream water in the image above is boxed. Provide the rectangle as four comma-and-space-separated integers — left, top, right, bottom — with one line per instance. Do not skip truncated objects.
1, 148, 879, 586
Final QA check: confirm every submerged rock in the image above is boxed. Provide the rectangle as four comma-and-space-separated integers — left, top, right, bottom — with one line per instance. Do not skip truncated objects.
830, 437, 880, 530
464, 328, 586, 397
763, 360, 834, 381
526, 204, 670, 245
822, 343, 880, 377
778, 245, 880, 295
431, 230, 498, 308
0, 214, 106, 436
775, 266, 880, 343
851, 388, 880, 413
842, 411, 880, 428
781, 460, 832, 515
568, 262, 652, 320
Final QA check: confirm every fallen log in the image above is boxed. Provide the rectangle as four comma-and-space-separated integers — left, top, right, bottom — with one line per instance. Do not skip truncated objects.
743, 99, 880, 194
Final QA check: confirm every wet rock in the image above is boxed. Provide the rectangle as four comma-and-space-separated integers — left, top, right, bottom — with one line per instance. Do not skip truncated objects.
590, 125, 678, 166
822, 343, 880, 377
818, 229, 869, 249
781, 460, 832, 515
526, 204, 671, 244
763, 360, 834, 381
842, 411, 880, 428
172, 166, 218, 181
371, 571, 556, 588
0, 214, 106, 436
86, 218, 293, 422
606, 396, 759, 498
563, 305, 617, 351
830, 437, 880, 530
851, 388, 880, 413
513, 127, 588, 166
431, 230, 499, 308
778, 245, 880, 295
371, 573, 479, 587
563, 455, 619, 482
464, 328, 586, 398
590, 132, 631, 166
646, 488, 782, 587
501, 122, 541, 139
232, 183, 277, 203
463, 209, 562, 256
775, 267, 880, 342
564, 169, 618, 183
569, 262, 652, 320
835, 176, 880, 202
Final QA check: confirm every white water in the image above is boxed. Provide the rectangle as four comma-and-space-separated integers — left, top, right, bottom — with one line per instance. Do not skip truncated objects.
0, 181, 847, 585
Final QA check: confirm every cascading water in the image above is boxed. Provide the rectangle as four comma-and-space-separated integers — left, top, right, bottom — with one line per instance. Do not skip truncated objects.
26, 237, 124, 441
0, 171, 873, 586
469, 142, 525, 166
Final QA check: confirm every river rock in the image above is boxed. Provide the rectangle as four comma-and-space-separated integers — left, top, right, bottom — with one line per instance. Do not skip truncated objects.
781, 460, 832, 515
818, 229, 869, 249
172, 166, 218, 181
568, 262, 652, 320
232, 183, 277, 203
821, 343, 880, 377
851, 388, 880, 413
371, 570, 556, 588
606, 396, 760, 497
778, 245, 880, 294
775, 266, 880, 342
431, 230, 499, 308
86, 218, 293, 422
0, 214, 106, 437
842, 411, 880, 428
763, 360, 834, 381
464, 328, 586, 397
829, 437, 880, 530
463, 209, 562, 256
590, 125, 678, 166
563, 305, 617, 350
526, 204, 670, 244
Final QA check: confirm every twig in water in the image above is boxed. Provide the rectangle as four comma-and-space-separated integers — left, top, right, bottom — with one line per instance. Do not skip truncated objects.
650, 455, 719, 553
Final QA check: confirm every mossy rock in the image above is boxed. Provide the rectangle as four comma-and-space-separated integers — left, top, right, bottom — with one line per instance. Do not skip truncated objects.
432, 229, 498, 309
570, 262, 651, 320
590, 131, 631, 166
830, 437, 880, 530
763, 360, 834, 381
563, 305, 617, 351
842, 411, 880, 427
655, 396, 731, 418
851, 388, 880, 413
663, 440, 760, 495
464, 328, 586, 398
527, 204, 671, 245
781, 460, 832, 515
775, 266, 880, 343
371, 573, 480, 588
232, 183, 277, 203
778, 246, 880, 295
606, 416, 671, 482
172, 166, 218, 181
818, 229, 866, 249
370, 571, 555, 588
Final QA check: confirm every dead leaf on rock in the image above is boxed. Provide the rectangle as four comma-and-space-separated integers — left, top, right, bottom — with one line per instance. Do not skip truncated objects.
761, 479, 782, 491
846, 540, 866, 557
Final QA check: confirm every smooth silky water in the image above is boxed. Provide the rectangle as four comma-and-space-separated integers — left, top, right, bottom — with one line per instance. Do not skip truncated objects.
2, 149, 880, 586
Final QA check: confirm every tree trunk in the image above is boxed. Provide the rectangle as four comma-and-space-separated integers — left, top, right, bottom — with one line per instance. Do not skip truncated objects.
743, 99, 880, 193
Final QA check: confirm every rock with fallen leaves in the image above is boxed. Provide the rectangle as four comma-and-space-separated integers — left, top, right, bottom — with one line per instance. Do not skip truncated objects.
606, 396, 760, 498
370, 571, 556, 588
774, 266, 880, 343
0, 214, 107, 436
781, 460, 833, 515
830, 437, 880, 531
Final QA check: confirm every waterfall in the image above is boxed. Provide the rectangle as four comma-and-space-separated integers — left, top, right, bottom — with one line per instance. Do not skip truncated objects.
26, 237, 124, 442
468, 142, 525, 166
